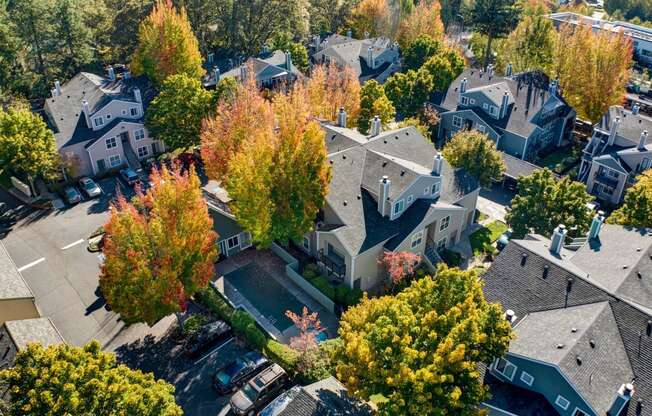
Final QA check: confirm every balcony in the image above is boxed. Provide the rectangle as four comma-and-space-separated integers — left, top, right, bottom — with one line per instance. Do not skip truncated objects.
593, 171, 619, 188
318, 249, 346, 281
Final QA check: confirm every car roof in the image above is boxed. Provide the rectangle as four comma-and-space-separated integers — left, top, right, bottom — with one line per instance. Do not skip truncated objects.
251, 364, 285, 391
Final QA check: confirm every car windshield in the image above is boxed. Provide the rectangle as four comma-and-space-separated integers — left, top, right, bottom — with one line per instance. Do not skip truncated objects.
65, 188, 77, 197
224, 358, 246, 377
126, 171, 137, 179
82, 180, 94, 189
215, 370, 232, 386
242, 383, 258, 402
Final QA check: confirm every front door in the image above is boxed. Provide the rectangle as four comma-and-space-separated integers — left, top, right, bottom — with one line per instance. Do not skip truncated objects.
96, 159, 106, 173
152, 141, 159, 154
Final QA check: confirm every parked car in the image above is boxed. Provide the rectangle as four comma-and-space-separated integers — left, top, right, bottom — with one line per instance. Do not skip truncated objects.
213, 351, 269, 395
119, 168, 140, 186
61, 186, 82, 205
78, 177, 102, 198
230, 363, 288, 416
496, 230, 513, 251
184, 320, 231, 358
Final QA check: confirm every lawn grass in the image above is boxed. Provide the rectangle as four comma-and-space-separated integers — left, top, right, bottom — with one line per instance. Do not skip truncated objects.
469, 221, 509, 256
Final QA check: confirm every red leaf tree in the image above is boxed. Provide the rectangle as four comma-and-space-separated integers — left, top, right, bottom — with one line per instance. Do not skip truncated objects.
99, 165, 218, 325
379, 251, 421, 287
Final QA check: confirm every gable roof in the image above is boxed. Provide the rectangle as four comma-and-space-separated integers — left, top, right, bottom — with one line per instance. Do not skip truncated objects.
311, 35, 396, 80
482, 225, 652, 416
501, 152, 542, 179
596, 106, 652, 145
4, 317, 65, 350
0, 241, 34, 300
220, 50, 303, 84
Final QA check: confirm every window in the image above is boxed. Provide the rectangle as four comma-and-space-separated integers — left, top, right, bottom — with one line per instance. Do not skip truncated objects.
520, 371, 534, 386
642, 157, 651, 171
606, 168, 619, 179
134, 129, 145, 140
411, 230, 423, 248
108, 154, 121, 167
469, 98, 476, 105
130, 107, 139, 117
460, 96, 469, 105
555, 395, 570, 410
393, 199, 405, 215
424, 187, 430, 195
105, 137, 117, 149
595, 183, 614, 196
494, 358, 517, 380
573, 410, 589, 416
137, 145, 149, 159
106, 114, 111, 120
407, 195, 413, 204
436, 236, 447, 252
489, 106, 498, 116
477, 124, 486, 133
483, 103, 489, 110
94, 117, 104, 127
431, 183, 440, 195
303, 235, 310, 251
227, 235, 239, 249
439, 215, 450, 231
452, 116, 463, 128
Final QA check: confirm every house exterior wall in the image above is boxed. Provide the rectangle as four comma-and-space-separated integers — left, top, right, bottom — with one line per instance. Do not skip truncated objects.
389, 175, 442, 220
490, 354, 596, 416
0, 299, 40, 325
438, 110, 500, 143
498, 131, 528, 160
315, 231, 353, 285
90, 99, 143, 129
585, 161, 627, 205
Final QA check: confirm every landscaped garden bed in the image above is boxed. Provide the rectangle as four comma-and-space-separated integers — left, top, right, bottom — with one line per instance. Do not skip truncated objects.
469, 220, 509, 257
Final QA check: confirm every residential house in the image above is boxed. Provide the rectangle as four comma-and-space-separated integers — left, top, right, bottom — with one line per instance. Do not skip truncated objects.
579, 105, 652, 205
0, 317, 64, 369
310, 33, 401, 83
430, 67, 576, 162
0, 241, 39, 325
481, 214, 652, 416
298, 115, 480, 291
549, 12, 652, 67
259, 376, 372, 415
44, 68, 163, 178
203, 50, 303, 89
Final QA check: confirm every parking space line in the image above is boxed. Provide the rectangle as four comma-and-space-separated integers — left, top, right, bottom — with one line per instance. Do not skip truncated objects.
17, 257, 45, 272
195, 337, 234, 365
61, 239, 85, 250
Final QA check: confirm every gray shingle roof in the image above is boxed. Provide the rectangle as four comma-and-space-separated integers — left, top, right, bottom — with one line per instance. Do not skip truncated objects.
220, 50, 303, 83
501, 152, 542, 179
0, 241, 34, 300
597, 106, 652, 145
482, 225, 652, 416
5, 317, 65, 350
311, 35, 395, 80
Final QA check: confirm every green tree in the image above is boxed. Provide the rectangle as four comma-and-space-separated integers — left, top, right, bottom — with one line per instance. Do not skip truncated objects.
465, 0, 522, 67
421, 48, 465, 91
0, 341, 182, 416
402, 34, 443, 71
100, 165, 218, 325
443, 129, 505, 187
53, 0, 94, 79
358, 80, 395, 134
496, 13, 557, 74
384, 68, 434, 118
131, 0, 204, 85
506, 168, 594, 238
146, 74, 215, 151
608, 169, 652, 228
0, 108, 59, 184
270, 32, 310, 72
105, 0, 154, 63
335, 266, 513, 416
0, 4, 26, 99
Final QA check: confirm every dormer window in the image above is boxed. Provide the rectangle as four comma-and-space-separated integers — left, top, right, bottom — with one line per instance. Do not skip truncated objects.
393, 199, 405, 215
460, 96, 469, 105
94, 117, 104, 127
489, 106, 498, 116
483, 103, 489, 110
130, 107, 139, 117
431, 183, 440, 195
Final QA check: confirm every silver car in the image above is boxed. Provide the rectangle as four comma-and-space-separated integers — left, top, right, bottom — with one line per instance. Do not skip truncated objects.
62, 186, 81, 205
78, 177, 102, 198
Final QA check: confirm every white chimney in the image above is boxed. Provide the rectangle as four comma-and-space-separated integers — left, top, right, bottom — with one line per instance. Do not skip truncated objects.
588, 211, 605, 240
632, 104, 640, 115
108, 66, 115, 81
638, 130, 648, 151
207, 52, 214, 64
460, 77, 468, 94
213, 66, 220, 83
54, 80, 61, 96
487, 64, 494, 78
82, 100, 91, 127
432, 152, 443, 176
370, 116, 381, 136
364, 31, 369, 39
549, 79, 557, 97
338, 107, 347, 128
378, 176, 391, 216
500, 91, 509, 118
240, 65, 247, 81
133, 88, 142, 103
505, 309, 516, 324
367, 46, 374, 69
346, 28, 352, 38
608, 383, 634, 416
608, 117, 620, 146
550, 224, 567, 255
505, 63, 513, 77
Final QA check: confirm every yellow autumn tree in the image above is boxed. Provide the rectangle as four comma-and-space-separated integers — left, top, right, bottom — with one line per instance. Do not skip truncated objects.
306, 62, 361, 127
396, 0, 445, 49
131, 0, 204, 85
347, 0, 391, 38
555, 24, 632, 123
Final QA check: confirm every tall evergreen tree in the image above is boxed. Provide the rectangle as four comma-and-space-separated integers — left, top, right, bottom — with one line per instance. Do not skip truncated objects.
53, 0, 94, 79
466, 0, 521, 67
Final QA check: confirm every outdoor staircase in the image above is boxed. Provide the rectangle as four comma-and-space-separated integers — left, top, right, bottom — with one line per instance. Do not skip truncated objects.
122, 139, 142, 171
424, 245, 443, 267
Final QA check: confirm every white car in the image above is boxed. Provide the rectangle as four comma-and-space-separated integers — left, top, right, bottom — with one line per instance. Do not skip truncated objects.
78, 177, 102, 198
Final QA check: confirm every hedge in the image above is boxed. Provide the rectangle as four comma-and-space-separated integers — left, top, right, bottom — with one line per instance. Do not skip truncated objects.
302, 264, 362, 307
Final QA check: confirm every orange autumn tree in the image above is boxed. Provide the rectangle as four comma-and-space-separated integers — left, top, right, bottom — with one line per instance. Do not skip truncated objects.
306, 62, 361, 127
347, 0, 391, 38
99, 165, 217, 325
555, 24, 632, 123
396, 1, 445, 49
379, 251, 421, 288
131, 0, 204, 85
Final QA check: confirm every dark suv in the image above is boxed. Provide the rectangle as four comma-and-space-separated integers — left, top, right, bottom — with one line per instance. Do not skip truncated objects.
229, 363, 288, 415
184, 320, 231, 358
213, 351, 269, 394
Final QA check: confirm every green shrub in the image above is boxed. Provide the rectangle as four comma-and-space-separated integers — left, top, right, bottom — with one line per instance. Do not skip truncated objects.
264, 340, 298, 373
183, 314, 207, 335
334, 285, 349, 305
415, 267, 426, 278
440, 249, 462, 267
346, 288, 363, 306
195, 287, 235, 322
312, 276, 336, 300
232, 309, 266, 349
303, 268, 317, 281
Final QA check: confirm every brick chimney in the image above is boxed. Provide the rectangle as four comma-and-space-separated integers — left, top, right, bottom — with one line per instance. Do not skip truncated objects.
378, 176, 391, 216
638, 130, 648, 151
608, 117, 621, 146
588, 211, 605, 240
370, 116, 381, 136
550, 224, 567, 255
337, 107, 347, 128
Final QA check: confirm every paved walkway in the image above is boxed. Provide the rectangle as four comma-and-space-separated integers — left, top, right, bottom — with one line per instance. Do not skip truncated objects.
477, 186, 514, 222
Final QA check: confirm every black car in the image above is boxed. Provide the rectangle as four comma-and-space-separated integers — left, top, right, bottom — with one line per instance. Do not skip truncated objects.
230, 364, 288, 416
184, 320, 231, 358
119, 168, 140, 187
213, 351, 269, 394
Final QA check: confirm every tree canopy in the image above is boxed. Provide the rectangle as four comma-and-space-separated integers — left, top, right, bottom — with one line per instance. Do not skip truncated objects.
506, 168, 594, 238
100, 164, 217, 325
334, 266, 513, 416
384, 69, 434, 118
402, 35, 444, 72
396, 0, 445, 50
0, 341, 181, 416
347, 0, 390, 38
465, 0, 522, 67
358, 80, 395, 134
0, 108, 59, 181
131, 0, 204, 85
608, 168, 652, 228
146, 74, 215, 151
306, 62, 361, 127
495, 12, 557, 74
443, 129, 505, 187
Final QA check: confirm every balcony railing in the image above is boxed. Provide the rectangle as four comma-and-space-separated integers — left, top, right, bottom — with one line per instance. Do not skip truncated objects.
318, 249, 346, 281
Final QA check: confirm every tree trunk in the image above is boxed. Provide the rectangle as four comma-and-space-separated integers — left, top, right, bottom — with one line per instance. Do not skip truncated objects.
484, 34, 494, 70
